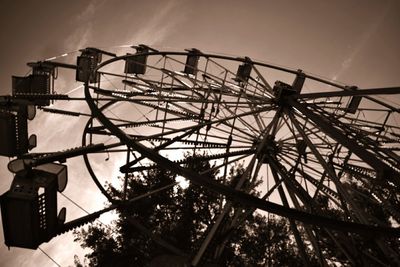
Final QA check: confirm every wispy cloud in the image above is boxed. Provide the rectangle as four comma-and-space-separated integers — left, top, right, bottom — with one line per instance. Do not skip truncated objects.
123, 0, 183, 46
64, 0, 104, 51
332, 3, 391, 82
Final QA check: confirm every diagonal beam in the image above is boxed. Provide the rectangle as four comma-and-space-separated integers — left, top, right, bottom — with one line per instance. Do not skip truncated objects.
270, 167, 311, 266
297, 87, 400, 99
191, 111, 282, 265
287, 98, 395, 179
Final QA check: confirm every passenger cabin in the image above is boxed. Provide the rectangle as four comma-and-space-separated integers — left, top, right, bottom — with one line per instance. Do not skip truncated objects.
273, 81, 298, 102
0, 163, 67, 249
273, 71, 305, 101
234, 58, 252, 84
12, 64, 53, 106
0, 105, 31, 157
183, 48, 200, 75
76, 49, 102, 83
124, 45, 149, 75
291, 70, 305, 93
345, 86, 362, 114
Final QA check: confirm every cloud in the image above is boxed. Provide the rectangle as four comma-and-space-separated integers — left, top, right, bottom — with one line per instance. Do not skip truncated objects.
123, 0, 184, 46
64, 0, 105, 51
332, 3, 391, 82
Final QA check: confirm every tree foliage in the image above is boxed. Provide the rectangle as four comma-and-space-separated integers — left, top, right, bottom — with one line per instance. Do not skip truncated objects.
74, 155, 400, 266
74, 157, 307, 266
313, 180, 400, 266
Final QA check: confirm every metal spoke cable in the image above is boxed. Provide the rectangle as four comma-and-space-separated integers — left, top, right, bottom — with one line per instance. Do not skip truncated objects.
38, 247, 61, 267
60, 192, 92, 217
99, 75, 160, 128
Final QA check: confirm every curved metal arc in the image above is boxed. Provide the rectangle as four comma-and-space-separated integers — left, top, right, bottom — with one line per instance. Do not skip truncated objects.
297, 87, 400, 99
84, 83, 400, 237
82, 100, 120, 203
94, 50, 347, 93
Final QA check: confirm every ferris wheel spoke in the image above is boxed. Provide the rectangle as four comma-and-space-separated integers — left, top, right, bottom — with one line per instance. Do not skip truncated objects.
160, 68, 198, 90
311, 105, 400, 176
279, 175, 328, 266
278, 151, 325, 182
277, 154, 342, 205
268, 166, 312, 265
289, 99, 397, 180
298, 86, 400, 100
199, 153, 252, 177
218, 100, 262, 136
40, 107, 90, 117
202, 72, 267, 101
119, 125, 207, 172
287, 109, 386, 225
268, 156, 313, 208
250, 64, 274, 95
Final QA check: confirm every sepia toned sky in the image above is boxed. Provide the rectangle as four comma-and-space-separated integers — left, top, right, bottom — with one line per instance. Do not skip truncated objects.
0, 0, 399, 266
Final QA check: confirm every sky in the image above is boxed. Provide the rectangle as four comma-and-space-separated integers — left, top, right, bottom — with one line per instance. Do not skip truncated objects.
0, 0, 399, 266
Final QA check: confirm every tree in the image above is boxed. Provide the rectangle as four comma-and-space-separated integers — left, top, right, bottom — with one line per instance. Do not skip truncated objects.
74, 156, 309, 266
311, 181, 400, 266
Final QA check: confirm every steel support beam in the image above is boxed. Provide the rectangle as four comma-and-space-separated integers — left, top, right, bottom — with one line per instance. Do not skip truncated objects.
298, 87, 400, 99
287, 98, 396, 180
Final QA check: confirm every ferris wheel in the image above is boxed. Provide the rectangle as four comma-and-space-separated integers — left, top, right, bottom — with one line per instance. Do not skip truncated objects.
0, 45, 400, 265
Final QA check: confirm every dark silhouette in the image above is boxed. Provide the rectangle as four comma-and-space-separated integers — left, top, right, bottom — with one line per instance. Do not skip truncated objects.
74, 157, 310, 266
